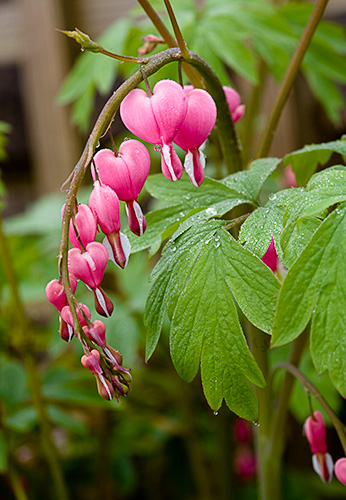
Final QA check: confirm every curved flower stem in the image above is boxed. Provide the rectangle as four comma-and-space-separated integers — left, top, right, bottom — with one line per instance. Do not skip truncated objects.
274, 361, 346, 455
255, 0, 330, 159
59, 48, 242, 332
0, 216, 69, 500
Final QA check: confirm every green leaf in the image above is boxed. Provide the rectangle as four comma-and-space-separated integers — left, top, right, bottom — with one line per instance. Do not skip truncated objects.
4, 407, 38, 433
222, 157, 281, 203
133, 174, 252, 257
283, 139, 346, 186
239, 188, 303, 264
47, 405, 87, 434
0, 358, 28, 409
272, 203, 346, 396
169, 226, 280, 417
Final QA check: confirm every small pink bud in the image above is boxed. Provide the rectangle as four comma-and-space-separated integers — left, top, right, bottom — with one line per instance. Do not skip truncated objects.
59, 316, 73, 342
120, 79, 187, 182
68, 242, 109, 289
335, 457, 346, 485
60, 303, 91, 329
83, 320, 106, 347
45, 275, 77, 311
261, 237, 279, 273
234, 418, 252, 444
93, 140, 150, 201
304, 411, 328, 454
89, 181, 121, 234
62, 203, 97, 250
81, 349, 102, 375
96, 374, 114, 401
234, 448, 256, 481
284, 164, 297, 188
223, 86, 245, 123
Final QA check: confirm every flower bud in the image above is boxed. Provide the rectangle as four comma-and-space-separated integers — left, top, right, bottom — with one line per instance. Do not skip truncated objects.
45, 275, 77, 311
62, 203, 97, 250
304, 411, 328, 454
335, 457, 346, 485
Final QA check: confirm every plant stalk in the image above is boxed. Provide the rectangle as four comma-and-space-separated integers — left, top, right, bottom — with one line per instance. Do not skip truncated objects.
0, 215, 69, 500
255, 0, 330, 159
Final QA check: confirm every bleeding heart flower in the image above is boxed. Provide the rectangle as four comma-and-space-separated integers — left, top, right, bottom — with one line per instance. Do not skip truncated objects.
120, 79, 187, 182
223, 86, 245, 123
173, 87, 217, 186
68, 242, 114, 317
60, 302, 91, 342
45, 275, 77, 311
304, 411, 333, 483
81, 349, 114, 401
62, 203, 97, 250
335, 458, 346, 485
89, 180, 131, 268
261, 236, 279, 273
93, 140, 150, 237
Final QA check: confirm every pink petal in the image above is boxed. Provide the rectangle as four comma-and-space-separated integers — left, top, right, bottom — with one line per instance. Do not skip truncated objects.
335, 458, 346, 485
120, 88, 161, 144
89, 181, 121, 234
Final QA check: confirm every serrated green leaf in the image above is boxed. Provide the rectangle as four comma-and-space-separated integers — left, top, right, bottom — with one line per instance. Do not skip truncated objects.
239, 188, 302, 264
283, 139, 346, 186
169, 227, 279, 418
281, 216, 321, 268
145, 221, 225, 359
222, 158, 281, 202
136, 174, 252, 258
272, 205, 346, 396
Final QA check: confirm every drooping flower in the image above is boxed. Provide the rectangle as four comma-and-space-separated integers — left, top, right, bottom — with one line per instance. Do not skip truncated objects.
304, 410, 333, 483
45, 275, 77, 311
173, 87, 217, 187
60, 302, 91, 342
68, 241, 113, 317
62, 203, 97, 250
335, 458, 346, 485
93, 140, 150, 236
81, 349, 114, 401
89, 180, 131, 268
120, 79, 187, 182
83, 320, 127, 369
223, 86, 245, 123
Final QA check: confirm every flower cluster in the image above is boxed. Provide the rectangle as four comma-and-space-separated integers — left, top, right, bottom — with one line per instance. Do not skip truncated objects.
46, 78, 244, 402
120, 79, 244, 187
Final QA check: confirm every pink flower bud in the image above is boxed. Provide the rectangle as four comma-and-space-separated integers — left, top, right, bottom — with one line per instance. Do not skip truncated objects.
234, 448, 256, 481
93, 141, 150, 201
335, 457, 346, 485
59, 316, 72, 342
96, 374, 114, 401
83, 320, 106, 347
284, 164, 297, 188
45, 275, 77, 311
234, 418, 252, 444
261, 237, 279, 273
173, 87, 217, 187
120, 79, 187, 182
89, 181, 121, 235
103, 231, 131, 269
125, 199, 147, 236
223, 86, 245, 123
304, 411, 328, 454
62, 203, 97, 250
81, 349, 103, 375
60, 303, 91, 329
68, 242, 109, 289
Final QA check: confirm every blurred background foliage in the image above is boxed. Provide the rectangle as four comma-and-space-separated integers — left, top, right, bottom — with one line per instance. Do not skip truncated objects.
0, 0, 346, 499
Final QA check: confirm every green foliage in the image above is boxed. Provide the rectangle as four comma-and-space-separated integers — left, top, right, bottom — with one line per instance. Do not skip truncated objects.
58, 0, 346, 130
272, 203, 346, 395
0, 121, 11, 162
283, 138, 346, 186
145, 219, 280, 418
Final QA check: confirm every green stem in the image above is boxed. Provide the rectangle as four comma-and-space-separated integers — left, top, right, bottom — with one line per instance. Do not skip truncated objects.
60, 48, 242, 330
137, 0, 202, 86
255, 0, 330, 159
274, 362, 346, 455
8, 467, 30, 500
0, 216, 69, 500
163, 0, 189, 58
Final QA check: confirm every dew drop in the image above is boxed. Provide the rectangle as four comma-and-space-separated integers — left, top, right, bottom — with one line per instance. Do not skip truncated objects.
154, 144, 161, 153
80, 47, 85, 52
213, 411, 219, 416
269, 193, 277, 201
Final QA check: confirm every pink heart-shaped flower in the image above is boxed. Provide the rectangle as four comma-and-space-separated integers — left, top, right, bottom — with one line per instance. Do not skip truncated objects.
68, 242, 109, 289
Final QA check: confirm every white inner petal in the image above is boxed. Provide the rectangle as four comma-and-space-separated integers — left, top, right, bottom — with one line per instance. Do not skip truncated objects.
199, 149, 206, 170
67, 324, 74, 342
95, 287, 110, 317
325, 453, 334, 482
103, 236, 116, 265
162, 143, 177, 181
99, 374, 113, 400
133, 201, 144, 236
83, 252, 96, 271
120, 232, 131, 267
184, 150, 198, 187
